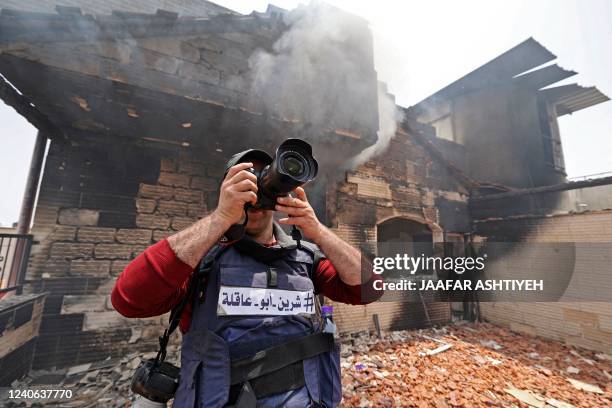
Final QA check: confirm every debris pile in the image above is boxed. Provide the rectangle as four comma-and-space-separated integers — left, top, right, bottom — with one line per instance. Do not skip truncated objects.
2, 323, 611, 407
341, 322, 611, 407
1, 345, 180, 408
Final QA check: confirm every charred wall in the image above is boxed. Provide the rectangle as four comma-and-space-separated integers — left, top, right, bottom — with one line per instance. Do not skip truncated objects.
476, 210, 612, 353
25, 137, 226, 369
470, 191, 567, 225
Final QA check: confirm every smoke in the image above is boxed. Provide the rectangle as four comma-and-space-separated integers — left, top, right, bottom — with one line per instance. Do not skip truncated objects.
348, 83, 403, 168
245, 1, 401, 168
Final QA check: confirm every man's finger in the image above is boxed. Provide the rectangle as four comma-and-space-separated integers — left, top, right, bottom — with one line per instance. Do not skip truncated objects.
277, 195, 307, 208
238, 191, 258, 205
275, 204, 307, 216
294, 187, 308, 202
226, 168, 257, 186
225, 162, 253, 180
232, 179, 258, 193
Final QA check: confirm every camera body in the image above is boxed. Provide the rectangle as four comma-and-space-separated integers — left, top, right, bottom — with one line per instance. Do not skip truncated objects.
131, 359, 180, 403
249, 138, 319, 210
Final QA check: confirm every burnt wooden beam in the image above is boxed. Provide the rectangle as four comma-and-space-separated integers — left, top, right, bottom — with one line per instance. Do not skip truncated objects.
471, 175, 612, 202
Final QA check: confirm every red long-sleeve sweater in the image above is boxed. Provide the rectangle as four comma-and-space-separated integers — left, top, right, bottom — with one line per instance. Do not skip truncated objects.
111, 239, 379, 333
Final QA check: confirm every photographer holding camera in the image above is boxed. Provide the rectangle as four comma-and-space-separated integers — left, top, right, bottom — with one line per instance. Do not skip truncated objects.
112, 140, 381, 407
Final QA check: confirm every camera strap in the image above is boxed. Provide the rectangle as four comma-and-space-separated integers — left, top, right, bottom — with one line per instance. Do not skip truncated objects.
154, 243, 226, 365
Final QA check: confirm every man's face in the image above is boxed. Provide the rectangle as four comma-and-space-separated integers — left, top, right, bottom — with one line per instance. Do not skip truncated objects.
244, 160, 274, 236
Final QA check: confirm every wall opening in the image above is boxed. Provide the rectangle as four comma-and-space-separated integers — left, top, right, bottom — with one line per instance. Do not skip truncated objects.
376, 217, 449, 330
377, 217, 434, 277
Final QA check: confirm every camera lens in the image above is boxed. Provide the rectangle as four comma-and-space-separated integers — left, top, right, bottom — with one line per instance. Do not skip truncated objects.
283, 155, 305, 177
256, 139, 318, 209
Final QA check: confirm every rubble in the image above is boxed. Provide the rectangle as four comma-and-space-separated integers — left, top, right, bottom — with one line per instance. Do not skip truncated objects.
340, 322, 611, 407
2, 323, 611, 407
1, 345, 180, 408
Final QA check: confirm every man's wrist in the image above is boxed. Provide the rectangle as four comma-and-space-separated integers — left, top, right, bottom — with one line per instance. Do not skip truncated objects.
310, 222, 328, 246
211, 209, 234, 233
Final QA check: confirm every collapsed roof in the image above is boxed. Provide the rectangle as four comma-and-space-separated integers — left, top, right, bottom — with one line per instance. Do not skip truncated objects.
413, 37, 609, 116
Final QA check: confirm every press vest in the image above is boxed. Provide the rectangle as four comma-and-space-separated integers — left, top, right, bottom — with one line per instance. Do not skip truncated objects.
173, 229, 342, 407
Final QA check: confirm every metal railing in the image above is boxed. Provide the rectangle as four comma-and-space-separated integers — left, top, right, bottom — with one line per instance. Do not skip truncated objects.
0, 234, 33, 295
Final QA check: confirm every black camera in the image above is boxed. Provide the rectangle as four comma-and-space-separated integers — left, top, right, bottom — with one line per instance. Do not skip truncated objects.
130, 358, 180, 404
250, 138, 319, 210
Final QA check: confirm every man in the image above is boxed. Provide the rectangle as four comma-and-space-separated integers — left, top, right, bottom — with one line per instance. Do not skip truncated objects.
112, 148, 380, 407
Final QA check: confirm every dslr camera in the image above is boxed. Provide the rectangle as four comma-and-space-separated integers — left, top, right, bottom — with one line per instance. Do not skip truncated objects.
248, 138, 319, 210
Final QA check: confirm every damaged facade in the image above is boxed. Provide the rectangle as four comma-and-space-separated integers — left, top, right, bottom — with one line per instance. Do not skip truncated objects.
409, 37, 612, 353
0, 0, 610, 391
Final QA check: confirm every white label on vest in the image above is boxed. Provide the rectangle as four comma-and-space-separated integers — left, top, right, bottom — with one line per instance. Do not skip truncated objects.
218, 285, 316, 316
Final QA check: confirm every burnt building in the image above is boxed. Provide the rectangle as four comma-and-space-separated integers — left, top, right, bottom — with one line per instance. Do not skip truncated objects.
411, 37, 608, 189
410, 37, 610, 220
0, 0, 610, 386
408, 38, 612, 352
0, 1, 389, 379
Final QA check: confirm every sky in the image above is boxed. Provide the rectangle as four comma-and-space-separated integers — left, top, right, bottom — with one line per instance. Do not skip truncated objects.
0, 0, 611, 226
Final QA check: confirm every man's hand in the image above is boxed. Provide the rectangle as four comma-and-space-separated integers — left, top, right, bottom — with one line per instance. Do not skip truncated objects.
214, 162, 258, 227
168, 162, 258, 268
276, 187, 323, 243
277, 186, 363, 286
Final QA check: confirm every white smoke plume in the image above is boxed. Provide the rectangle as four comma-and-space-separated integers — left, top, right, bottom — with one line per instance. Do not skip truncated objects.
348, 82, 403, 168
246, 1, 401, 168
